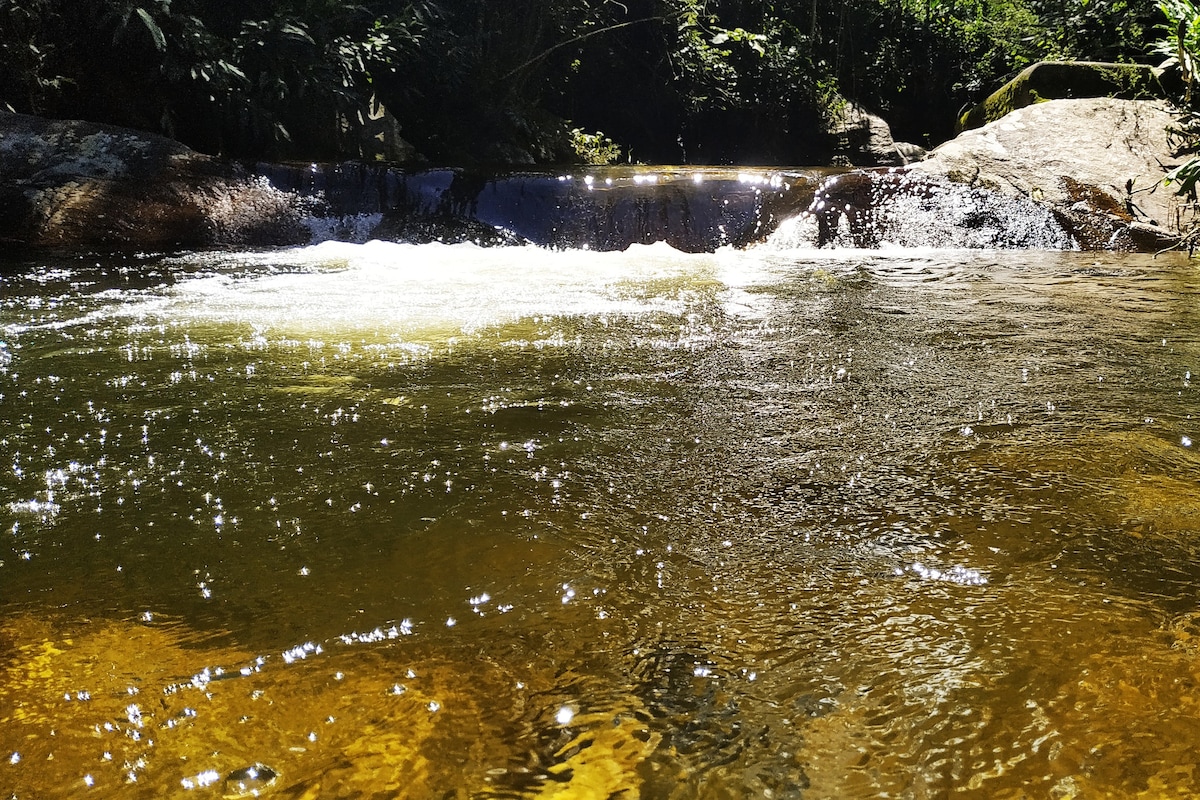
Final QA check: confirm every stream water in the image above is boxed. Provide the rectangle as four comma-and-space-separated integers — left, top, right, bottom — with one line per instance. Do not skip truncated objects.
1, 237, 1198, 798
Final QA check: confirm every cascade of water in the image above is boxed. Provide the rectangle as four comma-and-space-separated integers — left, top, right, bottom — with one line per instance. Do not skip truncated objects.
765, 170, 1077, 250
254, 164, 830, 251
252, 163, 1079, 252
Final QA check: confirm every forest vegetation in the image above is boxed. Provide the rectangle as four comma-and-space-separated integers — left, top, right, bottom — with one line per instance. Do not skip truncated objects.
1154, 0, 1200, 249
0, 0, 1172, 165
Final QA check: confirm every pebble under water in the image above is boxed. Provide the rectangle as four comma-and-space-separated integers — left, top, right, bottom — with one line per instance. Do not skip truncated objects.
1, 241, 1199, 798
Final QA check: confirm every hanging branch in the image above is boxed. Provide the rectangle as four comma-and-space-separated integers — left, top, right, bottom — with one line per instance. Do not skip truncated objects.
498, 14, 668, 82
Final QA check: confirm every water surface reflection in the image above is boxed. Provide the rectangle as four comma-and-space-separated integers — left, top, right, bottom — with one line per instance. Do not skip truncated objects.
1, 244, 1198, 797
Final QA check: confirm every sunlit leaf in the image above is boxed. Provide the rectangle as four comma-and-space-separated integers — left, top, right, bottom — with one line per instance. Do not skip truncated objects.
279, 22, 315, 44
135, 6, 167, 53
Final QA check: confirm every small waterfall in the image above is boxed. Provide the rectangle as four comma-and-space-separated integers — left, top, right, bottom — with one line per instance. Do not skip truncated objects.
253, 164, 829, 251
765, 170, 1077, 250
250, 163, 1077, 252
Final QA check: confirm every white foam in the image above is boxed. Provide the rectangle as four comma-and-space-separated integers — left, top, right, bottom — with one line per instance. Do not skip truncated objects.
141, 241, 743, 345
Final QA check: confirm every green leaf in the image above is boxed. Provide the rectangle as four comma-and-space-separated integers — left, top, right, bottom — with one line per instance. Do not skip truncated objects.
279, 22, 316, 44
220, 61, 247, 80
135, 7, 167, 53
1165, 157, 1200, 201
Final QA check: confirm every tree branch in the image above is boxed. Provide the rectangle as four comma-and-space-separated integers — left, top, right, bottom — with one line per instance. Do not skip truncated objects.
498, 15, 667, 82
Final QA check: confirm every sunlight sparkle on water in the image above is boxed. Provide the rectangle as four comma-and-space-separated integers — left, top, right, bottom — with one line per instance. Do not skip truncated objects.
2, 246, 1199, 798
905, 562, 988, 586
181, 770, 221, 790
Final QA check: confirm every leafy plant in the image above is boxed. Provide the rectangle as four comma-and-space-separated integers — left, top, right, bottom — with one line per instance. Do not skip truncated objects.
570, 127, 622, 164
1156, 0, 1200, 106
1154, 0, 1200, 251
0, 0, 63, 113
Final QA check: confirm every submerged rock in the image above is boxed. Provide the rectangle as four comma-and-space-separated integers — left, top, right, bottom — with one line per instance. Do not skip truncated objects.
223, 763, 279, 798
0, 612, 662, 799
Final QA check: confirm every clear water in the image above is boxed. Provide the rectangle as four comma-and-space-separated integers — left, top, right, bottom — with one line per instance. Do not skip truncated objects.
0, 241, 1198, 798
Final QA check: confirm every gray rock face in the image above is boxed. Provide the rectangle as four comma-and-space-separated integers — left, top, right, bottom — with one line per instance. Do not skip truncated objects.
828, 101, 927, 167
914, 98, 1185, 249
0, 111, 310, 249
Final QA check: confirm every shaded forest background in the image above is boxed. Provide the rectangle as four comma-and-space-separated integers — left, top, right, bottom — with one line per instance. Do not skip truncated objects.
0, 0, 1164, 165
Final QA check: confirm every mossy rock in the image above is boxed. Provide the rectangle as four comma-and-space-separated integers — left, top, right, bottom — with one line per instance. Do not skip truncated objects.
957, 61, 1171, 133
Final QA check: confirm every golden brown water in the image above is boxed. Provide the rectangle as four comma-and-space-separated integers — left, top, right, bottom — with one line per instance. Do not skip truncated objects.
1, 243, 1198, 798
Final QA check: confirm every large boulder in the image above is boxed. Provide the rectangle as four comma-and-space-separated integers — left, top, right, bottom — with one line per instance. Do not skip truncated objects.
914, 97, 1186, 250
0, 111, 310, 250
827, 100, 927, 167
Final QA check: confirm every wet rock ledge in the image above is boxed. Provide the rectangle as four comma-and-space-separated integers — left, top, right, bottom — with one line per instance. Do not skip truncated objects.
805, 96, 1187, 252
914, 96, 1186, 251
0, 93, 1191, 253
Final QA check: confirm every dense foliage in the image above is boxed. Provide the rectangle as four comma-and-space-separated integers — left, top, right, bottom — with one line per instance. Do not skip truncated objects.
0, 0, 434, 158
0, 0, 1164, 164
1155, 0, 1200, 248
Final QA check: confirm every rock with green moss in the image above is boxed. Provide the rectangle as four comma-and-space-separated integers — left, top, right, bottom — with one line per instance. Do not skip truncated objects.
957, 61, 1170, 133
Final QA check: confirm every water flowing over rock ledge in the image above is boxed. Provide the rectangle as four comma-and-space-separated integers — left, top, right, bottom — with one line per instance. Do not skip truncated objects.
783, 170, 1076, 250
0, 98, 1187, 253
914, 97, 1185, 252
254, 163, 829, 252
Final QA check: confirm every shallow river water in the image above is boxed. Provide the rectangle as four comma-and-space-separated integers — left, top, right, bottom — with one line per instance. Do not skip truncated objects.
1, 241, 1198, 798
